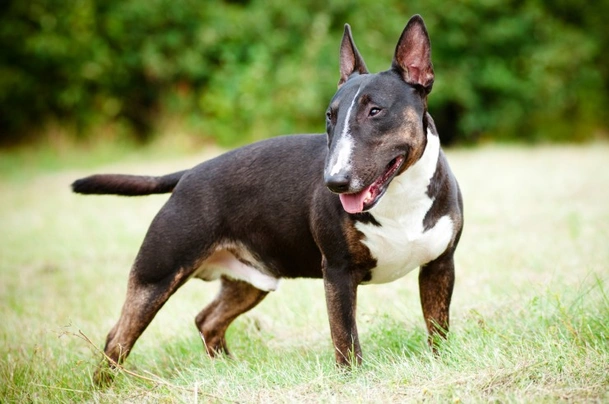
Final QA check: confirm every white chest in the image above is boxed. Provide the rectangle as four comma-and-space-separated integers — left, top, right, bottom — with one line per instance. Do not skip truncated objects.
357, 130, 454, 284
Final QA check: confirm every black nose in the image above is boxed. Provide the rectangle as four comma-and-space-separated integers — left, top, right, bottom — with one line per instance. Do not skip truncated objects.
324, 172, 351, 193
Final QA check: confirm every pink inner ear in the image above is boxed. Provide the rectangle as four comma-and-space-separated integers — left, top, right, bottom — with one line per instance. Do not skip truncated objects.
408, 63, 434, 87
393, 19, 434, 88
408, 64, 422, 83
338, 25, 369, 87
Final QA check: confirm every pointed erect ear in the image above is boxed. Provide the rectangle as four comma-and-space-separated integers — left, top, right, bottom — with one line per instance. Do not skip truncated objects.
338, 24, 369, 88
392, 15, 434, 93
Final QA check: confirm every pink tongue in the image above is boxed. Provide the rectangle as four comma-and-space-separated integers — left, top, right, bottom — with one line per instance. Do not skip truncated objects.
339, 186, 372, 214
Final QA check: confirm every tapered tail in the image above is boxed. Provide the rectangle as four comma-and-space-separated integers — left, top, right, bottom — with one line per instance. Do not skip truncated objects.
71, 170, 188, 196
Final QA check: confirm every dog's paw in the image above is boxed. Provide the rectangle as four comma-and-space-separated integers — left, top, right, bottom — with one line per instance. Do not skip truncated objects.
92, 364, 117, 388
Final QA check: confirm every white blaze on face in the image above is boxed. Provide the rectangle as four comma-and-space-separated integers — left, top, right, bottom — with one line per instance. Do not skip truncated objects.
330, 133, 354, 176
329, 87, 361, 176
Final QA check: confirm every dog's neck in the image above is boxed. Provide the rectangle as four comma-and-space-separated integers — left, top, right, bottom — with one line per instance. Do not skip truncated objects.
368, 128, 440, 222
354, 128, 453, 285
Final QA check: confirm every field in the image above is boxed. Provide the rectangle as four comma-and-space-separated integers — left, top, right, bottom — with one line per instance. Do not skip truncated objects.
1, 142, 608, 403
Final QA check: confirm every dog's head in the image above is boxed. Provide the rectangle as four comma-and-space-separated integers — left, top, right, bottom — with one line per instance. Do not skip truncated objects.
324, 15, 435, 214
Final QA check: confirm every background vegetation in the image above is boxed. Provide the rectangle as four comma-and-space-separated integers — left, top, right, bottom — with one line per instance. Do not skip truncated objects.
2, 0, 608, 147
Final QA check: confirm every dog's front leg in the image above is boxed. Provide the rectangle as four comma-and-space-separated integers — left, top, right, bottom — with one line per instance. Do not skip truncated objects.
322, 258, 362, 367
419, 250, 455, 350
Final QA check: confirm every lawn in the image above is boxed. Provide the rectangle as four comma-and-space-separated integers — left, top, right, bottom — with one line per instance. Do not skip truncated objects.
1, 142, 608, 403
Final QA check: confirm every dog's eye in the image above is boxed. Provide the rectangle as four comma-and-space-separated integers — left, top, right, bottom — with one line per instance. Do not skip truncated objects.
326, 111, 333, 121
369, 107, 381, 117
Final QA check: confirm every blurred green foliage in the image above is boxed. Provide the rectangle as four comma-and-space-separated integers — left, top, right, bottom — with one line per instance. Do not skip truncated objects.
1, 0, 607, 146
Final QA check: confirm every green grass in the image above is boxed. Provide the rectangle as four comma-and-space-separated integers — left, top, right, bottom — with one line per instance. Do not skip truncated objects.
1, 142, 608, 403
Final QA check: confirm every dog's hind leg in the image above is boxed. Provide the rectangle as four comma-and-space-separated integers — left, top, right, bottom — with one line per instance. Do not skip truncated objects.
195, 276, 268, 357
418, 251, 455, 351
93, 199, 210, 386
94, 270, 189, 385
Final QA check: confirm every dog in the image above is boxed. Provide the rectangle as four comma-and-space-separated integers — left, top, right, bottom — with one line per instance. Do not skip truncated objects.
72, 15, 463, 384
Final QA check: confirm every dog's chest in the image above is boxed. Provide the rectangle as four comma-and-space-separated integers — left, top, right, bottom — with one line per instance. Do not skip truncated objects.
357, 131, 453, 284
357, 205, 453, 284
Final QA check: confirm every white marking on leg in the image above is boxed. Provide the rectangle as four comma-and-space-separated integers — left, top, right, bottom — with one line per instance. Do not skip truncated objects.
194, 244, 279, 292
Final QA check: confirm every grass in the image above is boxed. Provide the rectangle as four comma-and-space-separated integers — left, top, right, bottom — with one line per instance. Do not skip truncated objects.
1, 141, 608, 403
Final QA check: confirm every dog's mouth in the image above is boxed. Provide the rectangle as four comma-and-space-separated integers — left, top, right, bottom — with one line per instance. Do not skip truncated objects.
339, 155, 405, 214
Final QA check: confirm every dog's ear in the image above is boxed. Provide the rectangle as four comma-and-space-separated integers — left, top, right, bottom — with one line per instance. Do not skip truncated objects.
338, 24, 369, 88
392, 15, 434, 93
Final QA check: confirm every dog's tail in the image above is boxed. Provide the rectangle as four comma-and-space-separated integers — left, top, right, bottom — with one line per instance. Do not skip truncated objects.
71, 170, 188, 196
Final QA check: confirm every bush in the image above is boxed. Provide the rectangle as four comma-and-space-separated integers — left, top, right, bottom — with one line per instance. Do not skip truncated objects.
0, 0, 607, 146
